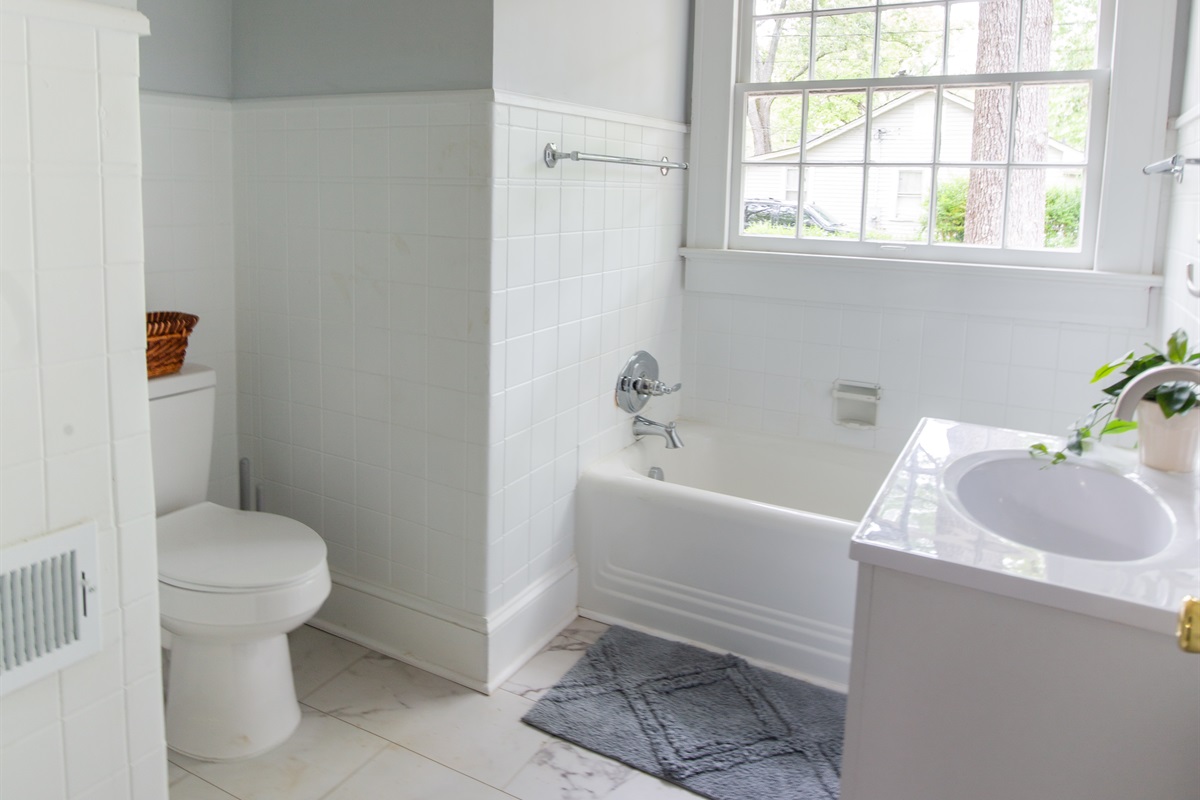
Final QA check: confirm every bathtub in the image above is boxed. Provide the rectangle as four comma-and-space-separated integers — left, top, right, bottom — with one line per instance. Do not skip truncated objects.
577, 423, 896, 690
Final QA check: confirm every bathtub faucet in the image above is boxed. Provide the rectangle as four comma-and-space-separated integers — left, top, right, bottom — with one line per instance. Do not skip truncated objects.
633, 415, 684, 449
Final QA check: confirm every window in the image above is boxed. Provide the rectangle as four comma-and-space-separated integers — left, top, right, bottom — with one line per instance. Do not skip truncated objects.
732, 0, 1111, 267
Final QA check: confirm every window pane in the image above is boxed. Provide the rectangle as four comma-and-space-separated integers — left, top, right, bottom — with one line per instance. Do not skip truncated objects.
813, 12, 876, 80
1023, 0, 1099, 72
746, 93, 805, 158
806, 91, 867, 161
940, 86, 1010, 163
1013, 83, 1089, 163
753, 17, 812, 82
1052, 0, 1099, 70
869, 89, 936, 163
878, 6, 945, 78
937, 166, 1005, 246
947, 1, 1019, 75
1006, 167, 1083, 250
743, 165, 800, 237
754, 0, 812, 14
802, 166, 863, 239
867, 167, 931, 242
817, 0, 873, 9
734, 0, 1105, 263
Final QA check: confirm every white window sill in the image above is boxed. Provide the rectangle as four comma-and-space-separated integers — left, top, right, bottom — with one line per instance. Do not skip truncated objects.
680, 248, 1163, 329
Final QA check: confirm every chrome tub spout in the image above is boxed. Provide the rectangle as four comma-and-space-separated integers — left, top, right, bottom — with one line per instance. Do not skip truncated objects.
633, 415, 684, 449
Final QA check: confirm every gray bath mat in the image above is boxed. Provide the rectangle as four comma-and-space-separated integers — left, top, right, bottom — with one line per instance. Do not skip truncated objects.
522, 626, 845, 800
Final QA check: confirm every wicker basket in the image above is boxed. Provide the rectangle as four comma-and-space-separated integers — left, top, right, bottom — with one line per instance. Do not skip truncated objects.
146, 312, 199, 378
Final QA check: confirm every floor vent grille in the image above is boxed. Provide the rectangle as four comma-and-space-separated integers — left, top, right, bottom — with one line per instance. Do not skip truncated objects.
0, 522, 101, 696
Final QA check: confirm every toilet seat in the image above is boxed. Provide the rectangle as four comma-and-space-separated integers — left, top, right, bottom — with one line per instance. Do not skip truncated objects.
158, 501, 327, 592
159, 568, 330, 635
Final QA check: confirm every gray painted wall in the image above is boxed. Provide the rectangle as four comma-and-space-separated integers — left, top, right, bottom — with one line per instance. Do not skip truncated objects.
231, 0, 493, 98
139, 0, 233, 98
493, 0, 691, 123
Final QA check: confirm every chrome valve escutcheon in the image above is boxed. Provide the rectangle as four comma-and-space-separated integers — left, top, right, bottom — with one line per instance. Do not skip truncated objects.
614, 351, 682, 414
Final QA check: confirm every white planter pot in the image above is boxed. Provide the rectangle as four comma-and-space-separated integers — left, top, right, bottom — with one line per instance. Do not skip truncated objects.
1136, 399, 1199, 472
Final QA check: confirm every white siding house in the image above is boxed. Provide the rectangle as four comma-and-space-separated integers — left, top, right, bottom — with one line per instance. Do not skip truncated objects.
744, 90, 1084, 239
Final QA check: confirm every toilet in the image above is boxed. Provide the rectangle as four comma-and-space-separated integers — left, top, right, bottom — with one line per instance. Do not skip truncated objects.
148, 363, 331, 761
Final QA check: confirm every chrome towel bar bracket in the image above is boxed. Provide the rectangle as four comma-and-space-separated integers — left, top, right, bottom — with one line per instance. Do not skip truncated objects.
1142, 154, 1200, 182
544, 143, 688, 176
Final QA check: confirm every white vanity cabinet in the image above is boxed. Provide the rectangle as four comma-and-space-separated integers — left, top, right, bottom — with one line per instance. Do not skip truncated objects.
841, 419, 1200, 800
840, 565, 1198, 800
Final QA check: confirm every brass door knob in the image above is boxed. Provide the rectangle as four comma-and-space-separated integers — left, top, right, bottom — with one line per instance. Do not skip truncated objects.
1178, 596, 1200, 654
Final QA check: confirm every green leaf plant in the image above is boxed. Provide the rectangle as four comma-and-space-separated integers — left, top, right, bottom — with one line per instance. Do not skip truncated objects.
1031, 328, 1200, 465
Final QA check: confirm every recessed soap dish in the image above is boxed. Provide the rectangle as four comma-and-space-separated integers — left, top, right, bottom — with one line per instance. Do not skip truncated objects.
833, 380, 881, 429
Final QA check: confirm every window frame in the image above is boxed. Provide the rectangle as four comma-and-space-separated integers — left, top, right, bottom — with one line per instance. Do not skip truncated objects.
687, 0, 1179, 276
729, 0, 1113, 269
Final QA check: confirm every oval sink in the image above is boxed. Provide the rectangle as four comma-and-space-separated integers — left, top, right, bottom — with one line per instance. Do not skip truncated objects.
942, 451, 1175, 562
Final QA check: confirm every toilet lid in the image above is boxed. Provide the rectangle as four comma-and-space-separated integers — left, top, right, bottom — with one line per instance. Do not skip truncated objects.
158, 502, 328, 591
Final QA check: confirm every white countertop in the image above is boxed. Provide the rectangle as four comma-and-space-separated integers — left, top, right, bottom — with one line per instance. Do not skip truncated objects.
850, 418, 1200, 635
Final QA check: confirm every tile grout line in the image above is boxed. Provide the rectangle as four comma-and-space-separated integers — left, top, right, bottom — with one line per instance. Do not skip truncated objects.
305, 714, 531, 800
166, 757, 237, 799
295, 650, 372, 704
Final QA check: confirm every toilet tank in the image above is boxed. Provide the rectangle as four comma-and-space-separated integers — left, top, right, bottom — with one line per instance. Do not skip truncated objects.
148, 363, 217, 516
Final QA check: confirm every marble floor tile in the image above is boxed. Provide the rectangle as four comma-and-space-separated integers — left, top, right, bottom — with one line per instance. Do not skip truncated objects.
304, 653, 551, 788
168, 763, 189, 786
502, 634, 591, 702
160, 616, 649, 800
502, 739, 705, 799
288, 625, 370, 699
323, 744, 515, 800
605, 773, 709, 799
168, 707, 387, 800
559, 617, 610, 645
503, 740, 641, 800
169, 774, 239, 800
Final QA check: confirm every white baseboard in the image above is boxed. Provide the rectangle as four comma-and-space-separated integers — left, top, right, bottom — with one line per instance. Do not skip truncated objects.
311, 559, 579, 693
311, 580, 490, 691
484, 559, 579, 693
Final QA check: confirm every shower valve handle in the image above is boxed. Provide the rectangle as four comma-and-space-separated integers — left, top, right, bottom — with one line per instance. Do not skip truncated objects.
629, 378, 682, 397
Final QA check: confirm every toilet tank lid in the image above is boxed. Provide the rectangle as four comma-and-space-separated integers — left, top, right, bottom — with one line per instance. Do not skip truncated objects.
148, 363, 215, 400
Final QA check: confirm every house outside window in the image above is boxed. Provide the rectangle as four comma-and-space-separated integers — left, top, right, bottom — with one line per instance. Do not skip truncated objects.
733, 0, 1108, 267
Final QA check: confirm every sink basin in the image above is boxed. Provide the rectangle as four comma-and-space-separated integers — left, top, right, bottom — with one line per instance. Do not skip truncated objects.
942, 450, 1175, 561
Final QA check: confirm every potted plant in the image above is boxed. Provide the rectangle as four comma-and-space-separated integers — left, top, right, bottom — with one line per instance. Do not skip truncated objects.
1031, 328, 1200, 471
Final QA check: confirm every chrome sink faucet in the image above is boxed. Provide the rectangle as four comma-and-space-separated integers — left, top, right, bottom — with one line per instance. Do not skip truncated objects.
1112, 364, 1200, 420
633, 415, 684, 449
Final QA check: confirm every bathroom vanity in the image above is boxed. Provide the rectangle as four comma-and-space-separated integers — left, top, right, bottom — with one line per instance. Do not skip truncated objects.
840, 419, 1200, 800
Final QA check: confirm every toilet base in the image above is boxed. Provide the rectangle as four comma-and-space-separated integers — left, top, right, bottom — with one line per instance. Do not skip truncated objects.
165, 633, 302, 761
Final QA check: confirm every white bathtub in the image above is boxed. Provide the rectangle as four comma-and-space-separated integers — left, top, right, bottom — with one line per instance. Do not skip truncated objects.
577, 423, 896, 690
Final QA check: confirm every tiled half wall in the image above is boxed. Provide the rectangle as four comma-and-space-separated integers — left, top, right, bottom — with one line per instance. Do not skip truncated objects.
233, 90, 686, 687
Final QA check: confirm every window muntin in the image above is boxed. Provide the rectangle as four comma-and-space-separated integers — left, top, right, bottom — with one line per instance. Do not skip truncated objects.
735, 0, 1105, 265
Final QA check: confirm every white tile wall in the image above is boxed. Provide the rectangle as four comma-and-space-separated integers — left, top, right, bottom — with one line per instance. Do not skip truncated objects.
234, 93, 493, 615
0, 4, 166, 800
1161, 115, 1200, 342
234, 92, 687, 626
487, 103, 687, 613
1161, 1, 1200, 345
682, 295, 1151, 453
141, 93, 238, 506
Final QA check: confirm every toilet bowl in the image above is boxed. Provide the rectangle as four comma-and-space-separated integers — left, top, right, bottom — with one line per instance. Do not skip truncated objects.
150, 364, 331, 761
